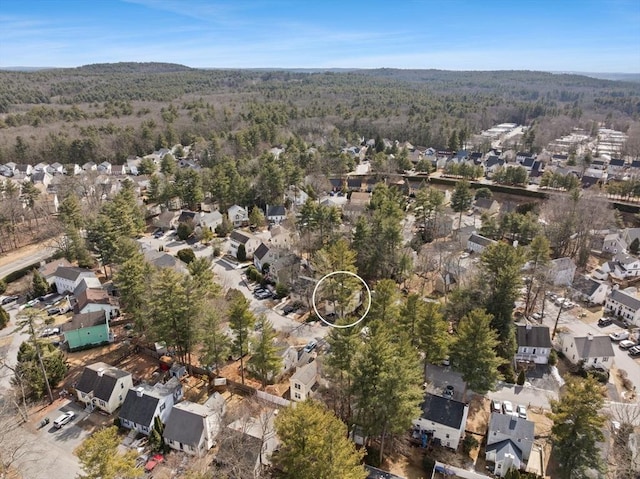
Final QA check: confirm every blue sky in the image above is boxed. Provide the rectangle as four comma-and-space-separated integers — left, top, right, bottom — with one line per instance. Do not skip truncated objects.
1, 0, 639, 72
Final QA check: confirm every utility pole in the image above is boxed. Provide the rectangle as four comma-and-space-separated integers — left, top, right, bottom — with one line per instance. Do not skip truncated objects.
552, 293, 567, 340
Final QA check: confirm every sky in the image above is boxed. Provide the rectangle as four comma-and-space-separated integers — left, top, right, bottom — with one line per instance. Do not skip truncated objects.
1, 0, 639, 72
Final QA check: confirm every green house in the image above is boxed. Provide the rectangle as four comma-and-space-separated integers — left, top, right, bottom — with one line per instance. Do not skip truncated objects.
62, 310, 111, 352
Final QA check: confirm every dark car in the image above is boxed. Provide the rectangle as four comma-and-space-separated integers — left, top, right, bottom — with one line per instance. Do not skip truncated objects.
598, 317, 613, 327
47, 307, 61, 316
1, 295, 19, 305
283, 305, 296, 315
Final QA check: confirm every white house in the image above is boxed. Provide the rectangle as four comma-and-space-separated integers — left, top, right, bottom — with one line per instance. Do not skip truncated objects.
269, 225, 295, 249
118, 378, 183, 435
229, 230, 261, 259
290, 360, 318, 402
163, 393, 225, 456
253, 243, 284, 273
285, 186, 309, 206
198, 210, 223, 231
548, 257, 576, 286
75, 288, 120, 319
227, 204, 249, 227
412, 393, 469, 450
604, 287, 640, 326
39, 259, 73, 286
486, 414, 535, 477
571, 276, 610, 305
467, 233, 497, 254
74, 362, 133, 414
82, 161, 97, 172
602, 232, 626, 255
561, 333, 615, 370
265, 205, 286, 224
97, 161, 112, 175
52, 267, 98, 294
515, 324, 552, 365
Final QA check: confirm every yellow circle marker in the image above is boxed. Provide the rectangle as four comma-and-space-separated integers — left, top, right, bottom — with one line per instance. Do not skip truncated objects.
311, 270, 372, 328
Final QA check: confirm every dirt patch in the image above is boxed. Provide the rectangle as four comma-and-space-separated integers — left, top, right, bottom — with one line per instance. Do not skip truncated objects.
384, 448, 429, 479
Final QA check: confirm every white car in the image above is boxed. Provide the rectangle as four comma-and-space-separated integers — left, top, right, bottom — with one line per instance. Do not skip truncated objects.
516, 404, 527, 419
53, 411, 75, 428
609, 331, 630, 342
619, 339, 636, 350
502, 400, 514, 416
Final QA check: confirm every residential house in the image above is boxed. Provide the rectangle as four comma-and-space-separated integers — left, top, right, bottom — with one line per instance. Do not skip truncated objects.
467, 233, 497, 254
609, 253, 640, 280
154, 210, 179, 231
269, 224, 294, 249
48, 162, 64, 175
126, 158, 141, 176
62, 310, 112, 352
516, 152, 536, 162
82, 161, 97, 172
118, 378, 183, 435
229, 230, 261, 259
31, 171, 52, 187
265, 205, 286, 224
1, 162, 16, 177
603, 232, 626, 255
608, 158, 626, 174
548, 257, 577, 286
621, 228, 640, 250
343, 191, 371, 219
604, 287, 640, 325
111, 164, 126, 176
485, 156, 506, 177
412, 393, 469, 450
346, 177, 364, 191
254, 243, 280, 273
228, 205, 249, 227
215, 412, 279, 479
97, 161, 112, 175
75, 288, 120, 319
284, 186, 308, 206
177, 210, 197, 226
289, 360, 318, 402
198, 210, 223, 231
73, 277, 104, 296
268, 253, 300, 285
571, 276, 610, 305
15, 164, 33, 177
38, 259, 73, 286
485, 413, 535, 477
561, 333, 615, 370
163, 393, 225, 456
52, 266, 98, 294
143, 250, 189, 274
515, 324, 552, 365
74, 362, 133, 414
474, 198, 500, 216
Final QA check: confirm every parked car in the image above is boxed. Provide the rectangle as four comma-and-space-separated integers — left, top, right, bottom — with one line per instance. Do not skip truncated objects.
598, 317, 614, 327
283, 305, 296, 315
609, 331, 630, 342
41, 327, 60, 337
1, 295, 19, 305
502, 400, 514, 416
303, 339, 318, 353
554, 297, 565, 306
516, 404, 527, 419
491, 400, 502, 414
47, 307, 61, 316
619, 340, 636, 350
441, 356, 450, 366
53, 411, 75, 429
443, 385, 454, 398
628, 346, 640, 357
532, 312, 543, 321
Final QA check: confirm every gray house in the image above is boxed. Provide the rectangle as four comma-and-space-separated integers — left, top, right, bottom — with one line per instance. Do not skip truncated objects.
118, 378, 183, 435
486, 413, 535, 477
515, 324, 552, 365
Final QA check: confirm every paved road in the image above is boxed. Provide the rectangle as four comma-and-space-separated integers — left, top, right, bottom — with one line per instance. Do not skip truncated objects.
0, 245, 57, 279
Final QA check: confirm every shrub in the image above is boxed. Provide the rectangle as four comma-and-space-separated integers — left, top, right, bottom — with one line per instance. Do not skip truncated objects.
212, 246, 221, 257
275, 283, 289, 299
548, 349, 558, 366
462, 435, 479, 456
177, 221, 194, 241
422, 455, 435, 474
516, 369, 526, 386
236, 244, 247, 262
0, 308, 9, 330
176, 248, 196, 264
0, 279, 6, 294
502, 364, 516, 384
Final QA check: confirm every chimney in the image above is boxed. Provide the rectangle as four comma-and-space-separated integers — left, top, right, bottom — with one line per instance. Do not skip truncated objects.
587, 333, 594, 341
136, 387, 145, 397
97, 368, 104, 377
526, 324, 532, 330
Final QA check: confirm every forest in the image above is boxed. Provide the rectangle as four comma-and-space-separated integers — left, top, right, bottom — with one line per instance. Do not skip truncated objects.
0, 62, 639, 168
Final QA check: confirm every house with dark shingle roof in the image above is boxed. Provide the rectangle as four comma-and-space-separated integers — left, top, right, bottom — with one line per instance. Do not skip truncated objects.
119, 377, 183, 435
474, 198, 500, 216
570, 276, 610, 305
229, 230, 260, 259
74, 362, 132, 414
143, 249, 188, 274
265, 205, 286, 224
75, 288, 120, 319
604, 287, 640, 326
515, 324, 552, 364
177, 210, 197, 224
562, 333, 615, 370
467, 233, 497, 254
412, 393, 469, 450
485, 413, 535, 477
62, 310, 111, 351
163, 393, 225, 456
52, 266, 97, 294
